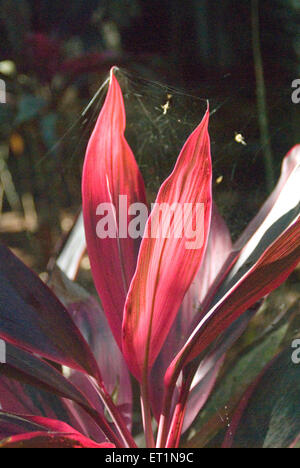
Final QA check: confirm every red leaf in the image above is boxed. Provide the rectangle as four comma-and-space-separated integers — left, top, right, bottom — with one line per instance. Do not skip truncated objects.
68, 299, 132, 428
122, 109, 212, 381
197, 204, 232, 307
0, 245, 100, 381
0, 413, 115, 448
0, 345, 123, 444
49, 266, 133, 432
149, 204, 231, 419
82, 68, 147, 348
0, 378, 43, 420
166, 216, 300, 384
235, 145, 300, 251
1, 343, 95, 410
0, 431, 113, 448
204, 145, 300, 310
0, 412, 61, 440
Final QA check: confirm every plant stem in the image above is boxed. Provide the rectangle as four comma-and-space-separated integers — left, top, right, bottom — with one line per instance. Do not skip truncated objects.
156, 379, 177, 448
101, 386, 137, 448
85, 406, 124, 448
91, 377, 137, 448
140, 381, 155, 448
156, 348, 198, 447
251, 0, 275, 192
166, 365, 197, 448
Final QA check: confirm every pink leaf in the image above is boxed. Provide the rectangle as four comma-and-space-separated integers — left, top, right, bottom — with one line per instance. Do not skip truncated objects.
122, 109, 212, 381
0, 245, 101, 381
149, 204, 231, 418
235, 145, 300, 251
197, 204, 232, 307
0, 412, 114, 448
166, 215, 300, 385
204, 145, 300, 310
49, 266, 132, 432
82, 68, 147, 348
0, 431, 113, 448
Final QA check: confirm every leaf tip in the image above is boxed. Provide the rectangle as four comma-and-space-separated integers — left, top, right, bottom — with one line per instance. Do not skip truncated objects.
110, 65, 120, 84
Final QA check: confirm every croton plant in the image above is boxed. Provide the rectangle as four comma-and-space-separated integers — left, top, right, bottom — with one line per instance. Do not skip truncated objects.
0, 68, 299, 448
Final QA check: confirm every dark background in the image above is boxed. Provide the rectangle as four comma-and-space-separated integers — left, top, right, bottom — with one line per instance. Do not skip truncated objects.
0, 0, 299, 268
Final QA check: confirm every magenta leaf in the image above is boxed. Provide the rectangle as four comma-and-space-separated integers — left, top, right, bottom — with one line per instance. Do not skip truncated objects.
0, 432, 114, 448
166, 215, 300, 384
206, 145, 300, 310
197, 204, 232, 308
1, 343, 95, 413
149, 204, 232, 420
123, 109, 212, 382
0, 414, 114, 448
49, 266, 133, 431
0, 412, 84, 439
0, 377, 93, 441
0, 344, 124, 444
235, 145, 300, 251
0, 244, 101, 381
0, 431, 113, 448
0, 413, 56, 440
82, 68, 147, 349
0, 380, 73, 439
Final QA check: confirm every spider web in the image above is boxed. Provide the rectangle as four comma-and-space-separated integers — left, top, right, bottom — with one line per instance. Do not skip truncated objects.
37, 66, 295, 241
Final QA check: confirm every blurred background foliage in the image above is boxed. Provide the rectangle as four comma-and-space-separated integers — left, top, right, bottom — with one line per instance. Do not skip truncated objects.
0, 0, 299, 447
0, 0, 298, 273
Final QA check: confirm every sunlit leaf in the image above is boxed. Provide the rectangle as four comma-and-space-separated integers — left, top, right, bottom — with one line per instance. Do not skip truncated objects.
82, 68, 147, 348
123, 108, 212, 381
